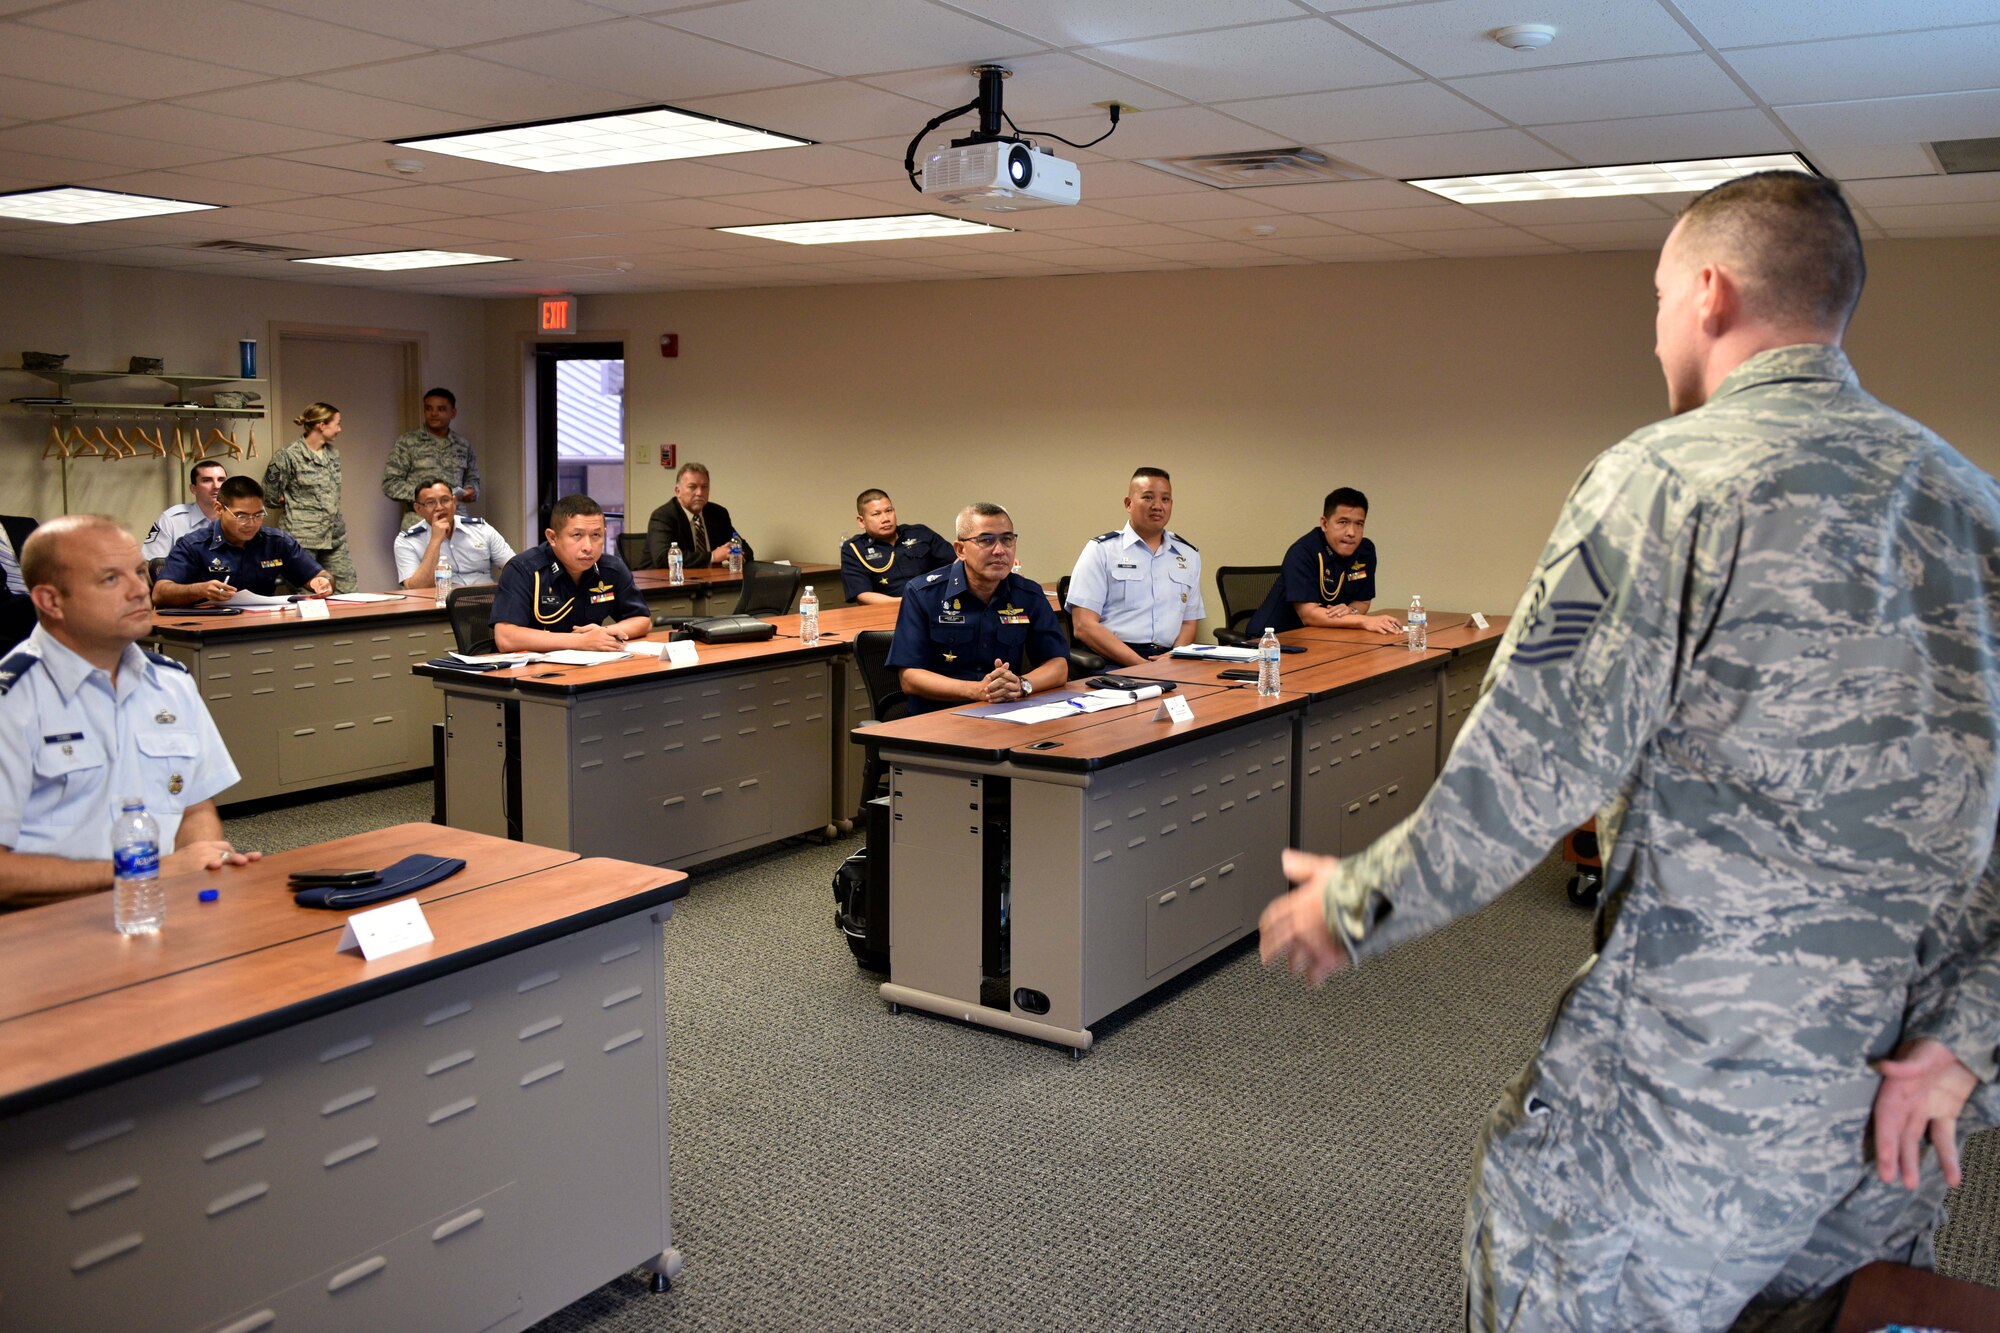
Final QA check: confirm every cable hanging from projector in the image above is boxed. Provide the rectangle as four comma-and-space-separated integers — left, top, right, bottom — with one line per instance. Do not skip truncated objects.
902, 65, 1116, 210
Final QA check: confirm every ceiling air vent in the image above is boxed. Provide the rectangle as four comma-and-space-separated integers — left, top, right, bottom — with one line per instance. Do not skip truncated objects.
192, 240, 310, 256
1931, 137, 2000, 175
1138, 147, 1374, 189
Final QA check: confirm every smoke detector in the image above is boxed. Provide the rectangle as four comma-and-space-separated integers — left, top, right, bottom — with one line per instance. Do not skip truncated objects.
1492, 24, 1556, 51
387, 158, 426, 175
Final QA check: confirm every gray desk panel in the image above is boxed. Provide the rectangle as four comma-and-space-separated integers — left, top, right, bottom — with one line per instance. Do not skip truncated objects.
0, 910, 674, 1333
1298, 665, 1440, 856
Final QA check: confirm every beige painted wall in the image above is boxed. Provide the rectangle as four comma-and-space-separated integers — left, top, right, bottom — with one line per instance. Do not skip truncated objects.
483, 237, 2000, 625
0, 256, 501, 573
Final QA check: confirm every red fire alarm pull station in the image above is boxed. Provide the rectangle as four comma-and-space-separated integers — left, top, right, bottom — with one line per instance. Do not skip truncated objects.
660, 333, 679, 358
538, 294, 578, 335
661, 443, 677, 469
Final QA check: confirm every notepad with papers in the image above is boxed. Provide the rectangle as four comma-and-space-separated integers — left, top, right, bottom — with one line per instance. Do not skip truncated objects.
1169, 644, 1258, 662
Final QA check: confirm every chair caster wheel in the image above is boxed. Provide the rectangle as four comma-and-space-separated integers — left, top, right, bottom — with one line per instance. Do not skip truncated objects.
651, 1272, 671, 1293
1566, 872, 1601, 908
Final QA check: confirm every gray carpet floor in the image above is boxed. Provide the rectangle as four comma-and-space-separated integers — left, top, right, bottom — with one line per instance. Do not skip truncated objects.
223, 784, 2000, 1329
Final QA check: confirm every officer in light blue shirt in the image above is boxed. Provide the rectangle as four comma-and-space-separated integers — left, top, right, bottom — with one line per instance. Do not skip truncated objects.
394, 477, 516, 588
0, 516, 254, 911
1064, 467, 1204, 667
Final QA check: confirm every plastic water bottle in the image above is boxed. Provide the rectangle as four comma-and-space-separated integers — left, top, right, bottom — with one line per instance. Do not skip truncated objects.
112, 799, 164, 935
727, 532, 743, 575
1256, 627, 1281, 697
668, 541, 684, 586
799, 585, 820, 646
1406, 594, 1428, 652
434, 550, 452, 606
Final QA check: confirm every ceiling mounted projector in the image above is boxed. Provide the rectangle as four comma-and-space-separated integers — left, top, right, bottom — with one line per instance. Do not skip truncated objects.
923, 140, 1079, 211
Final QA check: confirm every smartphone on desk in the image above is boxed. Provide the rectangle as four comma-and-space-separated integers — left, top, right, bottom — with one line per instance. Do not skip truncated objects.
1217, 668, 1261, 682
287, 870, 380, 887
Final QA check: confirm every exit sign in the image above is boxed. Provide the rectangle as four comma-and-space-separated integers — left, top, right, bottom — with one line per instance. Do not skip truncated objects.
538, 294, 578, 335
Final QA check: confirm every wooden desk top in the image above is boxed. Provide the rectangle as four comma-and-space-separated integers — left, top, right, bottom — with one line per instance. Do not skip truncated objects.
628, 560, 839, 588
151, 592, 445, 638
1006, 685, 1304, 771
0, 825, 574, 1024
0, 855, 683, 1111
858, 682, 1289, 765
417, 623, 844, 696
1283, 611, 1469, 644
1425, 613, 1511, 653
1116, 637, 1384, 689
1283, 645, 1451, 701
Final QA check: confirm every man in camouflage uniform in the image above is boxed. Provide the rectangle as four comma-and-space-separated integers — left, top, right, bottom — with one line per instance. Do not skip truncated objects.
1259, 171, 2000, 1330
383, 387, 481, 516
263, 418, 356, 594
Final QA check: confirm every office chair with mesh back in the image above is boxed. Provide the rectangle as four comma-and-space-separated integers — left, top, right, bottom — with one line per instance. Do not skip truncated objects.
1053, 574, 1107, 680
445, 584, 499, 656
733, 560, 802, 616
851, 629, 910, 814
1213, 564, 1282, 646
615, 531, 649, 569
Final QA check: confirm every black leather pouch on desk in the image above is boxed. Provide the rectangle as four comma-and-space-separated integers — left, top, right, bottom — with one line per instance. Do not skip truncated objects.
688, 614, 776, 644
292, 854, 466, 909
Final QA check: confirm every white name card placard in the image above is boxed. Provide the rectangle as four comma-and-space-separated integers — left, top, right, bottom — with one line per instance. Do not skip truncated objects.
1154, 694, 1195, 724
337, 898, 434, 961
665, 638, 699, 666
1470, 611, 1490, 630
296, 597, 331, 621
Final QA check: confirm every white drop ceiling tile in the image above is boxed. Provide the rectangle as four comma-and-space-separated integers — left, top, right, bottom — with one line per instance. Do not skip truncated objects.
1174, 213, 1349, 241
620, 197, 800, 227
663, 0, 1040, 77
861, 52, 1181, 122
1848, 173, 2000, 206
1532, 109, 1792, 164
1240, 233, 1419, 258
1465, 194, 1676, 225
181, 83, 474, 143
1451, 54, 1753, 126
1081, 103, 1352, 161
1328, 129, 1573, 179
0, 25, 260, 99
978, 203, 1161, 231
1779, 90, 2000, 150
1025, 222, 1205, 247
24, 0, 427, 76
702, 144, 906, 189
919, 253, 1066, 274
302, 223, 490, 248
575, 156, 799, 197
83, 170, 308, 207
273, 146, 521, 189
474, 18, 824, 99
1097, 190, 1289, 223
1408, 226, 1556, 250
1228, 178, 1442, 212
63, 105, 352, 157
1070, 161, 1212, 200
1519, 217, 1677, 246
253, 0, 625, 47
312, 54, 613, 124
1805, 143, 1940, 181
1723, 26, 2000, 106
0, 123, 231, 172
678, 80, 943, 143
0, 147, 131, 183
1669, 0, 2000, 47
1091, 19, 1413, 102
0, 76, 133, 122
336, 183, 527, 216
1875, 222, 2000, 239
1863, 199, 2000, 229
101, 206, 302, 238
257, 195, 453, 226
956, 0, 1296, 43
1326, 205, 1508, 234
175, 155, 408, 196
474, 204, 661, 235
1333, 0, 1700, 79
1225, 83, 1499, 146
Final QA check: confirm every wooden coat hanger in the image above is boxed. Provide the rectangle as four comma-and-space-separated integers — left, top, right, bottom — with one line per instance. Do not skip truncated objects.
43, 420, 69, 460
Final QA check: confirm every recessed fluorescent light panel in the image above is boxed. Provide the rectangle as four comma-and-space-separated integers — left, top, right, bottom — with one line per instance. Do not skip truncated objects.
0, 186, 217, 224
1409, 154, 1815, 204
293, 250, 513, 272
394, 105, 811, 173
716, 214, 1012, 245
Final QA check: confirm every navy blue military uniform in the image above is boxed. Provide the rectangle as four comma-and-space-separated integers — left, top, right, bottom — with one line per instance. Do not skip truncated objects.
840, 523, 955, 599
158, 524, 323, 596
1248, 532, 1377, 635
886, 563, 1067, 714
490, 542, 646, 632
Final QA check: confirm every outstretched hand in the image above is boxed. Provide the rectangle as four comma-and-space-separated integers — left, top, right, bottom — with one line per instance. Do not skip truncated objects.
1258, 848, 1351, 987
164, 840, 260, 876
1870, 1037, 1978, 1190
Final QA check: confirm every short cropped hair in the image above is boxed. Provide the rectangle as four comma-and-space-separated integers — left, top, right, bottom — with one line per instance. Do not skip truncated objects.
423, 387, 456, 408
190, 459, 226, 484
1675, 171, 1866, 332
549, 494, 603, 531
219, 476, 265, 506
413, 477, 453, 502
675, 462, 710, 483
1131, 467, 1171, 485
955, 501, 1011, 539
1323, 487, 1368, 517
856, 488, 890, 512
20, 514, 126, 593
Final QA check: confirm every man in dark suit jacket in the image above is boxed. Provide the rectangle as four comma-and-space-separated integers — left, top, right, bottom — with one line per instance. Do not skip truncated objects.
643, 461, 752, 569
0, 514, 37, 655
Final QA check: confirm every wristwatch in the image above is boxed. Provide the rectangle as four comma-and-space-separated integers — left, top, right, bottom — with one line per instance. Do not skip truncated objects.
1021, 678, 1034, 695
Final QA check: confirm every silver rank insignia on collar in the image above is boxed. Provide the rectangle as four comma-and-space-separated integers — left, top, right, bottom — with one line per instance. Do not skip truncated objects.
156, 710, 176, 724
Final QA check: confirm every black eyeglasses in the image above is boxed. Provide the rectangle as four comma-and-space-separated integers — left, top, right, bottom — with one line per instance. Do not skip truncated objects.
223, 509, 266, 523
961, 532, 1018, 550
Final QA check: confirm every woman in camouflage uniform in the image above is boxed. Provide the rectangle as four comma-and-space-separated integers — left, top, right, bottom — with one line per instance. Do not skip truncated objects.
264, 402, 356, 593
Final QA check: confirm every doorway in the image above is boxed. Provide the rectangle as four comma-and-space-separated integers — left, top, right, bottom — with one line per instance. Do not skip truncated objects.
533, 341, 626, 546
